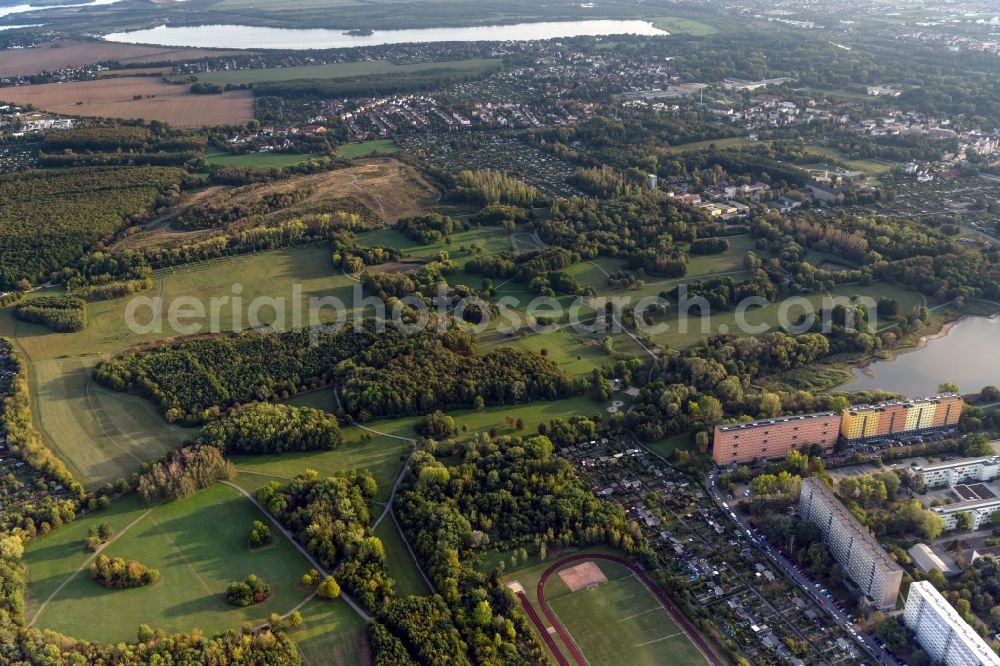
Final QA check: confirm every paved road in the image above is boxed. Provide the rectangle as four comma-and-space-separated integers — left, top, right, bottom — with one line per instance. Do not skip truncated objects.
535, 554, 724, 666
705, 471, 898, 666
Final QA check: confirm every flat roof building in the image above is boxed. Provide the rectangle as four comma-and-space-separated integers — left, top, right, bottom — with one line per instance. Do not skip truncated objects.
914, 456, 1000, 489
932, 496, 1000, 531
799, 477, 903, 609
841, 395, 963, 443
904, 581, 1000, 666
908, 543, 962, 578
712, 412, 839, 465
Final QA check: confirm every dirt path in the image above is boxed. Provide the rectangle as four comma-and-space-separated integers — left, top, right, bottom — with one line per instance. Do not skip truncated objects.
28, 508, 154, 627
221, 480, 372, 622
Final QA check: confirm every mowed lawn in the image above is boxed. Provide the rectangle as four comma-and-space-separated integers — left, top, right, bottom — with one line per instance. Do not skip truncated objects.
229, 427, 411, 504
339, 139, 400, 159
290, 596, 370, 666
27, 356, 193, 488
546, 561, 709, 666
24, 485, 323, 643
374, 519, 431, 598
203, 149, 319, 168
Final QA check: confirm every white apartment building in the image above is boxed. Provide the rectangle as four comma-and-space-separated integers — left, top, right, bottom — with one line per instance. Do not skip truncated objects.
933, 497, 1000, 531
915, 457, 1000, 489
904, 581, 1000, 666
799, 478, 903, 609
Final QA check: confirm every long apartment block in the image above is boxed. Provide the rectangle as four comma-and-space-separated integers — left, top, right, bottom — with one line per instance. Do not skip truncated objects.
712, 394, 964, 465
799, 477, 903, 610
840, 394, 963, 443
904, 581, 1000, 666
711, 412, 840, 465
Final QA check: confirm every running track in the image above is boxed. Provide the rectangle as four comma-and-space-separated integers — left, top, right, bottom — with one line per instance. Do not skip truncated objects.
535, 554, 724, 666
515, 591, 570, 666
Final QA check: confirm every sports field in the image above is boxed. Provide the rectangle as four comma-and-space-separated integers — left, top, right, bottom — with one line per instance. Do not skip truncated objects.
197, 58, 500, 85
504, 550, 712, 666
546, 562, 707, 665
23, 484, 320, 643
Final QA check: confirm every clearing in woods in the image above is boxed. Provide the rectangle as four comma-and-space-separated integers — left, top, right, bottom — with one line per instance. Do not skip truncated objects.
0, 77, 254, 128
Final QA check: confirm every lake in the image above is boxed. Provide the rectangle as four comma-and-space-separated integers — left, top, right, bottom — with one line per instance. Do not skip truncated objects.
844, 315, 1000, 396
0, 0, 123, 18
102, 19, 668, 50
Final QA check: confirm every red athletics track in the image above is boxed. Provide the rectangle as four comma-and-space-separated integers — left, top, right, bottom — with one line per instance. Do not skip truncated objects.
535, 554, 724, 666
515, 591, 571, 666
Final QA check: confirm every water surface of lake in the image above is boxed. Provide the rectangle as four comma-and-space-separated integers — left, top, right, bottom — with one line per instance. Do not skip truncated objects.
103, 20, 668, 50
844, 316, 1000, 395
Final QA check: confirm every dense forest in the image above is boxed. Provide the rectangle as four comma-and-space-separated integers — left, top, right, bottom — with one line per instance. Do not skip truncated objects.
0, 166, 185, 288
95, 323, 579, 423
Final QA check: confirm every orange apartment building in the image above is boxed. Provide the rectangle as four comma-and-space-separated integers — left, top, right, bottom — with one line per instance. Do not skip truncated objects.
840, 395, 964, 443
712, 412, 841, 465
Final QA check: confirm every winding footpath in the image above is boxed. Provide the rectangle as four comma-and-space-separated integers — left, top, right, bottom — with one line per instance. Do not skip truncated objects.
535, 554, 723, 666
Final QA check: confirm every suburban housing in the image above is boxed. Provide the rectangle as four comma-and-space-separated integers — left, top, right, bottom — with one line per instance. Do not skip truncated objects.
799, 478, 903, 610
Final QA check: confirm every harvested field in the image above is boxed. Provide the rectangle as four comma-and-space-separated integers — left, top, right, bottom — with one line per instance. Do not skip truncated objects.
0, 41, 249, 78
0, 77, 254, 128
557, 561, 608, 592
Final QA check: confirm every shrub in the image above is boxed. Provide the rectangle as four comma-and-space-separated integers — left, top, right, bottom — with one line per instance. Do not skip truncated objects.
226, 574, 271, 607
90, 555, 160, 589
248, 520, 274, 548
316, 576, 340, 600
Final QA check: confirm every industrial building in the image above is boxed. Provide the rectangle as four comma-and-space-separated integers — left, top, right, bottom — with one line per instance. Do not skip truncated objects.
798, 478, 903, 610
915, 456, 1000, 489
711, 412, 840, 464
903, 581, 1000, 666
840, 395, 963, 443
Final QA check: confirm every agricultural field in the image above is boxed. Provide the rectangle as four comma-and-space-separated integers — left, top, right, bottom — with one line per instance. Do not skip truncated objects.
0, 41, 251, 78
338, 139, 400, 160
203, 149, 318, 168
197, 58, 500, 85
0, 78, 254, 128
22, 484, 324, 643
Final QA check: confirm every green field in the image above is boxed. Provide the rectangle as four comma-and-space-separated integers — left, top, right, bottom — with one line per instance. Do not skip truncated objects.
0, 245, 357, 488
652, 16, 719, 35
374, 518, 431, 598
291, 596, 370, 666
547, 561, 708, 666
801, 146, 896, 176
204, 149, 318, 168
26, 356, 193, 488
23, 484, 324, 643
671, 137, 756, 153
198, 58, 500, 85
230, 426, 411, 504
338, 139, 400, 159
356, 225, 511, 269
